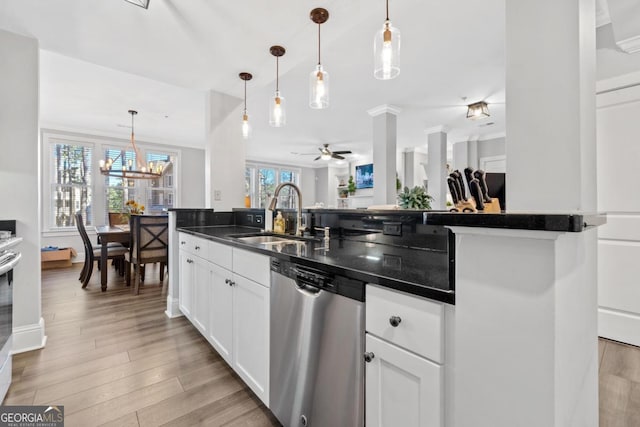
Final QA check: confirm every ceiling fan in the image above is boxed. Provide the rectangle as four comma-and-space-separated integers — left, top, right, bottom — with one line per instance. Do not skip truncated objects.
314, 144, 352, 161
292, 143, 353, 161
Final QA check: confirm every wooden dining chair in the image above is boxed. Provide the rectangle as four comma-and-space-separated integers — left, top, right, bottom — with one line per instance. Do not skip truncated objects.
125, 215, 169, 295
75, 213, 128, 288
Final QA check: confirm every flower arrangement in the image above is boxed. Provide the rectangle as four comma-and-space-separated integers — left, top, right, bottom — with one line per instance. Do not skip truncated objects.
125, 200, 145, 215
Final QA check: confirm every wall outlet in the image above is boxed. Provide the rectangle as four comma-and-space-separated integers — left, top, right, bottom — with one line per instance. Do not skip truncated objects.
214, 190, 222, 201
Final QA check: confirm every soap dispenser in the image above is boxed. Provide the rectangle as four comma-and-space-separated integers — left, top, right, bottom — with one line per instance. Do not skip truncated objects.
274, 211, 285, 234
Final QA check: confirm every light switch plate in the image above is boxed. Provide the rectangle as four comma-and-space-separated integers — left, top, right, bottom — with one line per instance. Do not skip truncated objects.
214, 190, 222, 201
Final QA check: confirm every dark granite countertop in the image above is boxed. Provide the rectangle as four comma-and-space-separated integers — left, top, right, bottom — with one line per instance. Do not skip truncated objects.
424, 211, 606, 232
177, 225, 454, 304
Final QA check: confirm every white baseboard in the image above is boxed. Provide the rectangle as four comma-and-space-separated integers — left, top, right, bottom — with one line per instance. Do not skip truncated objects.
12, 317, 47, 354
599, 307, 640, 346
165, 296, 183, 319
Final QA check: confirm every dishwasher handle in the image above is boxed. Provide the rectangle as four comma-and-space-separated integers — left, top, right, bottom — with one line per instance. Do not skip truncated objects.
296, 280, 322, 295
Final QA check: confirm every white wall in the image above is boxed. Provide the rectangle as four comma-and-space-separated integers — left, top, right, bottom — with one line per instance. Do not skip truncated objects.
596, 75, 640, 346
0, 29, 45, 352
452, 137, 506, 172
315, 167, 328, 206
300, 167, 316, 207
180, 146, 207, 208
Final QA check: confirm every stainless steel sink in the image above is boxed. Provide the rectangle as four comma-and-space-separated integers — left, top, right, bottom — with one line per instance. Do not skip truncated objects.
235, 235, 299, 244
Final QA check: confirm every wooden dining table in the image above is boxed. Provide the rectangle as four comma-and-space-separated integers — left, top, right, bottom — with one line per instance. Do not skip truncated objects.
94, 225, 131, 291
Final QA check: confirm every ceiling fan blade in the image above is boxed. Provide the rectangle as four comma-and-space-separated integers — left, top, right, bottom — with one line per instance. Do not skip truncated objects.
332, 150, 352, 155
332, 154, 345, 160
314, 156, 321, 161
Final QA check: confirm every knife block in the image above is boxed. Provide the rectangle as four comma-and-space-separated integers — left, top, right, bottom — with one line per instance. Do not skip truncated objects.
454, 200, 477, 213
482, 198, 501, 213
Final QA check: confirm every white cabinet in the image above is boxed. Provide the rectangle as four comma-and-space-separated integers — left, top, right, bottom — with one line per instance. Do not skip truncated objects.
178, 252, 193, 318
191, 257, 210, 334
365, 285, 444, 427
208, 262, 233, 364
178, 235, 270, 406
232, 273, 270, 404
366, 334, 442, 427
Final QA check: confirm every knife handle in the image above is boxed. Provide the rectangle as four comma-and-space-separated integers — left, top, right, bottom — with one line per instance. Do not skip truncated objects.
469, 178, 485, 210
447, 177, 460, 204
473, 169, 491, 203
453, 170, 467, 200
463, 167, 475, 190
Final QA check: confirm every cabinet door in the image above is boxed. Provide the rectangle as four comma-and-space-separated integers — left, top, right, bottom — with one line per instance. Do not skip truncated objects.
232, 274, 270, 406
366, 334, 442, 427
178, 251, 193, 319
208, 263, 233, 365
191, 257, 210, 335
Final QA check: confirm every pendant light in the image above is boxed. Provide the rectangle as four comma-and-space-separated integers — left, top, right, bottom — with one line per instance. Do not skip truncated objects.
239, 72, 253, 139
269, 46, 286, 127
100, 110, 164, 180
309, 8, 330, 109
374, 0, 401, 80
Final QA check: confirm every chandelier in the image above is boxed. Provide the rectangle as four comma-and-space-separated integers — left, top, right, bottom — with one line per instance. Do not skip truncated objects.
99, 110, 165, 180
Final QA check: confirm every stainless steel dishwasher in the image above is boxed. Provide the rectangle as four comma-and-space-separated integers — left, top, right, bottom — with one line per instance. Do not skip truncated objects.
270, 258, 365, 427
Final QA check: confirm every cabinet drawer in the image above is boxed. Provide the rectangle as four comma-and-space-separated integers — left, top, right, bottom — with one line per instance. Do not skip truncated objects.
366, 285, 443, 363
209, 240, 232, 270
232, 248, 269, 286
178, 232, 209, 259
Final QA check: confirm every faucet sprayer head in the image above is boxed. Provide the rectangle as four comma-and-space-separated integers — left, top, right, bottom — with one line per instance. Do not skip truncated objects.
268, 196, 278, 211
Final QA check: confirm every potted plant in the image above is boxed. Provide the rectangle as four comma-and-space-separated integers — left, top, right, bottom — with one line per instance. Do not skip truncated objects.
398, 186, 433, 209
338, 188, 349, 198
348, 175, 356, 196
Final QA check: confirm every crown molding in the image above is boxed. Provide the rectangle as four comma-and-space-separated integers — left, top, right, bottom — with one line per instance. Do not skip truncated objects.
367, 104, 402, 117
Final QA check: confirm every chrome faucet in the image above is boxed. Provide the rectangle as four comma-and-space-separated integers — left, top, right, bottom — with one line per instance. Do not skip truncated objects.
268, 182, 304, 236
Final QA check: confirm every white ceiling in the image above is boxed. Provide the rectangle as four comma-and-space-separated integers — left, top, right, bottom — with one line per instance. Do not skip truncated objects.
0, 0, 506, 166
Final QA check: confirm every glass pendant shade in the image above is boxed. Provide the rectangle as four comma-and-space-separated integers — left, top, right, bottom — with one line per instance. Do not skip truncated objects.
374, 20, 401, 80
269, 91, 286, 127
309, 65, 330, 109
241, 112, 251, 139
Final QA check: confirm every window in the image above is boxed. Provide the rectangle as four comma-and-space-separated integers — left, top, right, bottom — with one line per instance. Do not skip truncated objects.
44, 131, 180, 232
145, 151, 175, 214
50, 143, 93, 227
245, 163, 300, 209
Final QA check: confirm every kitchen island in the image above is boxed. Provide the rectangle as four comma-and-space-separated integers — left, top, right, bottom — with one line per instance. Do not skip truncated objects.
167, 208, 604, 427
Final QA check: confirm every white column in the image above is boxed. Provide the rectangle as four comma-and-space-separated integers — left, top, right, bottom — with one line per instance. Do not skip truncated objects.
426, 128, 448, 210
205, 90, 245, 210
506, 0, 596, 212
368, 105, 401, 205
0, 29, 45, 352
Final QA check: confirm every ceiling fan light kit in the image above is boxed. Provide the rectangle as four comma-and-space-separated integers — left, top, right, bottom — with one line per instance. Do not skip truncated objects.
100, 110, 166, 180
374, 0, 401, 80
124, 0, 150, 9
466, 101, 490, 120
269, 45, 287, 127
310, 8, 330, 109
239, 72, 253, 139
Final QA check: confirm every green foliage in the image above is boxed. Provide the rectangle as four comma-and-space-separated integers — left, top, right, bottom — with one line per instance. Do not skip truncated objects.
398, 186, 433, 210
396, 172, 402, 192
348, 175, 356, 194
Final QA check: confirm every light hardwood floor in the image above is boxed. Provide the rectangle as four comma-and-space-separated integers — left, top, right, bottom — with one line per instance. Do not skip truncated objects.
3, 264, 280, 427
4, 264, 640, 426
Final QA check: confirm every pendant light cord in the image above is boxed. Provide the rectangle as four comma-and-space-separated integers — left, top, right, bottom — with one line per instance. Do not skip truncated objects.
318, 24, 321, 66
276, 56, 279, 92
386, 0, 389, 21
243, 79, 247, 112
131, 111, 134, 142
